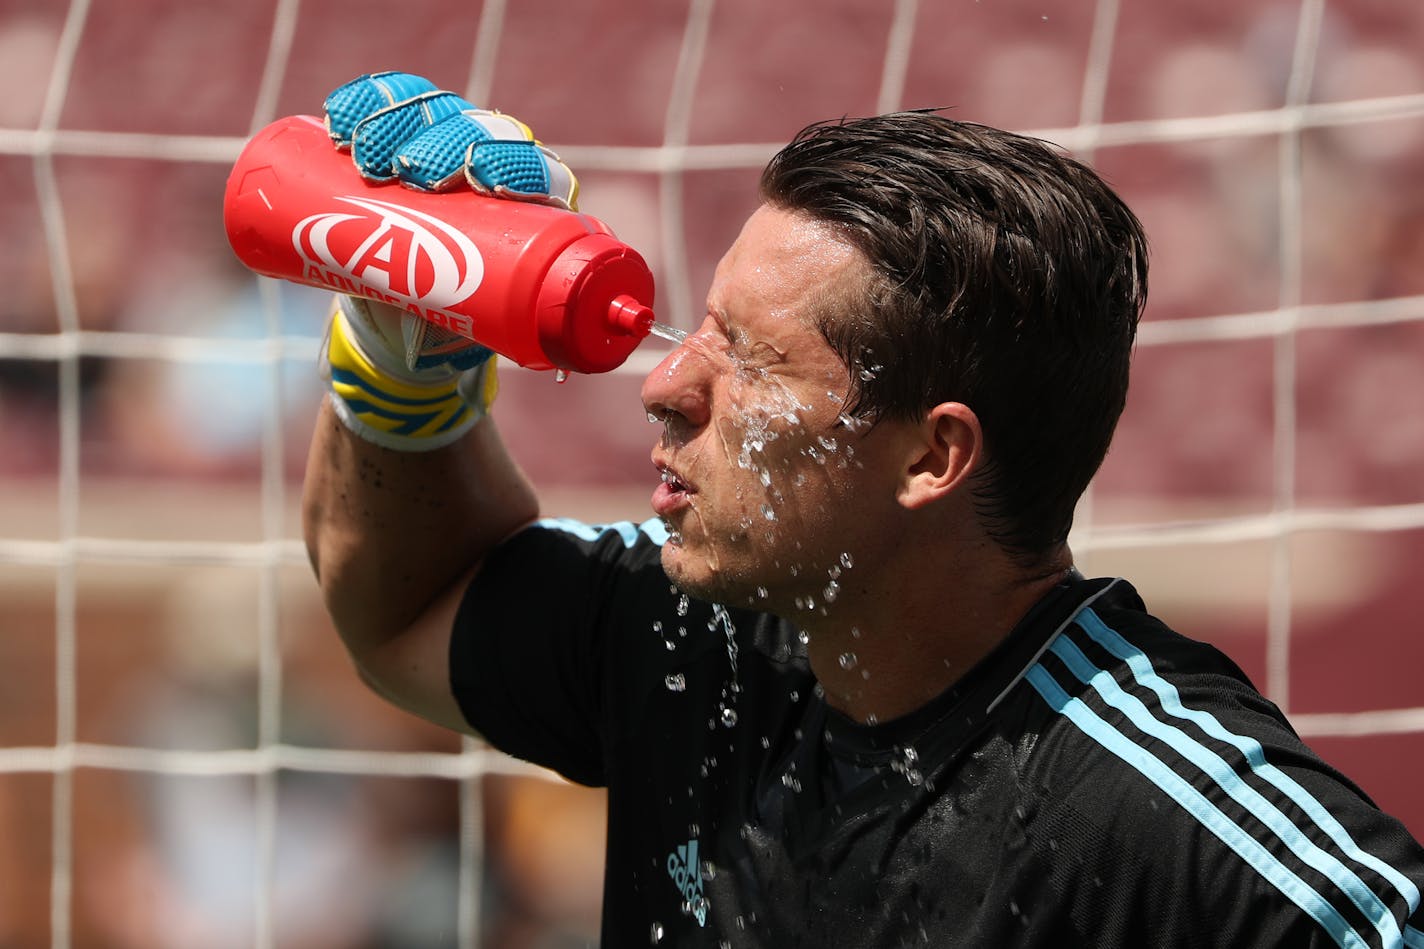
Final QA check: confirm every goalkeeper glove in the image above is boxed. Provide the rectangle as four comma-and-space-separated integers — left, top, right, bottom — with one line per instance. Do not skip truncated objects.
317, 71, 579, 451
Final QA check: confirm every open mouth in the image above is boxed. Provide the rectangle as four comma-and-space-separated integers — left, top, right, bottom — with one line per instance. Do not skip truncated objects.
652, 462, 694, 517
659, 466, 690, 493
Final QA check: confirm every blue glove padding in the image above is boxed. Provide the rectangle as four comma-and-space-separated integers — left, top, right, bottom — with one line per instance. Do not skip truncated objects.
324, 71, 579, 209
324, 71, 437, 144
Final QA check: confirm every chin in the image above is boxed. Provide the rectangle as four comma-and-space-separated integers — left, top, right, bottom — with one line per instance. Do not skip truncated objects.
661, 545, 785, 614
660, 544, 736, 602
659, 544, 712, 595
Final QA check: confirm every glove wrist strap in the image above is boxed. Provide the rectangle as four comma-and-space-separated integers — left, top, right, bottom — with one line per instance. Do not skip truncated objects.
324, 308, 494, 452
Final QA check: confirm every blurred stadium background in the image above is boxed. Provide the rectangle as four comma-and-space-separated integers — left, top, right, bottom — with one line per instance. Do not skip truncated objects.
0, 0, 1421, 945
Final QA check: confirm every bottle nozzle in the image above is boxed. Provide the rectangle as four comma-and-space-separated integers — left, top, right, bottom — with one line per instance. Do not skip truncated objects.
608, 294, 655, 337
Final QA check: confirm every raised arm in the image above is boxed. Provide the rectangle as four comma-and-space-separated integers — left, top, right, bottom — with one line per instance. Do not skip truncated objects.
285, 73, 579, 731
303, 393, 537, 732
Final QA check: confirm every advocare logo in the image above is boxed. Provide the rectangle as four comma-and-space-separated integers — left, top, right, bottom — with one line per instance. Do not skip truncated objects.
292, 195, 484, 320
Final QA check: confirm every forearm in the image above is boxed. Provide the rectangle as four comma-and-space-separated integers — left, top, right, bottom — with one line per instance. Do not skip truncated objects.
302, 396, 539, 660
237, 71, 594, 731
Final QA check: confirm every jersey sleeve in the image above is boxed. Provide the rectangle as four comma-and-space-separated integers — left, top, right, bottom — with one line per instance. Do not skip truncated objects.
1018, 592, 1424, 948
448, 517, 672, 787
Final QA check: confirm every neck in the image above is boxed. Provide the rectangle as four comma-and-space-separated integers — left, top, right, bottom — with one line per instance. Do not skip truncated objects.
796, 542, 1071, 725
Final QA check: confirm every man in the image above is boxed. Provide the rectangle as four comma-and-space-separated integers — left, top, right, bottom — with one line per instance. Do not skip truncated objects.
298, 73, 1424, 946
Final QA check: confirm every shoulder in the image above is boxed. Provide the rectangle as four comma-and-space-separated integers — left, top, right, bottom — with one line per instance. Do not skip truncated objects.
462, 516, 672, 622
492, 516, 672, 569
1012, 581, 1424, 948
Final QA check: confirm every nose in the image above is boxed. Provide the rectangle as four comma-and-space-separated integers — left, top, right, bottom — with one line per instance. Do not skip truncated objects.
640, 342, 712, 431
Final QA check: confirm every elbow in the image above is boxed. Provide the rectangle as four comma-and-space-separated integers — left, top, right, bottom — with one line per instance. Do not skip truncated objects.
350, 655, 401, 707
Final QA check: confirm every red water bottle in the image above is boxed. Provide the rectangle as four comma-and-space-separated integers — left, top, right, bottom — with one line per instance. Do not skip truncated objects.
223, 114, 655, 374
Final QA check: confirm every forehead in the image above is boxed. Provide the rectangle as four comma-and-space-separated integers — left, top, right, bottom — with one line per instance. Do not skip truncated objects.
708, 204, 864, 334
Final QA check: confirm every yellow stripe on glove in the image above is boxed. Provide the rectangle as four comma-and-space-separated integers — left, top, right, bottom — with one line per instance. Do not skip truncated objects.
324, 303, 496, 451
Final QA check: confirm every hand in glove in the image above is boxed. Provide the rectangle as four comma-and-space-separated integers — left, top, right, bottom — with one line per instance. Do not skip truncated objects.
318, 71, 578, 450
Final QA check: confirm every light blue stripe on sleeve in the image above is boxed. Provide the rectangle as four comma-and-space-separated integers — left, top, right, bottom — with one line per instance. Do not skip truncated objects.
536, 517, 669, 549
1079, 609, 1422, 925
1050, 634, 1400, 947
1405, 924, 1423, 948
1026, 664, 1369, 949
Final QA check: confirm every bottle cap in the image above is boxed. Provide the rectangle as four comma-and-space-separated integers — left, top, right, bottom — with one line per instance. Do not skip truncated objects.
537, 234, 656, 373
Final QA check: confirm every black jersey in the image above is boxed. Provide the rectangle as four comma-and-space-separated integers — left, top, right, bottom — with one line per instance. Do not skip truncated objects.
451, 518, 1424, 948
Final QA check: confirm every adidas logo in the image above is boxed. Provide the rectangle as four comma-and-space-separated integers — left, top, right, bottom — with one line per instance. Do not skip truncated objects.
665, 838, 709, 927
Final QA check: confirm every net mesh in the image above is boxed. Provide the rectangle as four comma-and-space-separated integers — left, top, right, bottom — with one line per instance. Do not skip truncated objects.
0, 0, 1421, 945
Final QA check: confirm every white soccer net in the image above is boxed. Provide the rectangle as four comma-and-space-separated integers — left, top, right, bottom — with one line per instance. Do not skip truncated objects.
0, 0, 1421, 945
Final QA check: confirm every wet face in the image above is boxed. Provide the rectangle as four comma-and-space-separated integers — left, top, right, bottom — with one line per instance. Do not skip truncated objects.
641, 205, 913, 612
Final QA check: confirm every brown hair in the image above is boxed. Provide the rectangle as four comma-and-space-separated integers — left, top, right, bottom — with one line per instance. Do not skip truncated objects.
760, 112, 1149, 563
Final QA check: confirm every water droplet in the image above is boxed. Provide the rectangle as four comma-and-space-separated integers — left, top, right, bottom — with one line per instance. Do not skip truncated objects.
554, 368, 570, 384
817, 435, 838, 451
676, 594, 690, 617
650, 922, 665, 943
823, 580, 840, 603
838, 651, 857, 670
850, 625, 861, 639
839, 551, 854, 569
890, 744, 923, 786
797, 630, 809, 645
760, 503, 777, 521
665, 674, 686, 692
720, 706, 738, 727
755, 586, 768, 599
646, 411, 660, 424
652, 621, 663, 634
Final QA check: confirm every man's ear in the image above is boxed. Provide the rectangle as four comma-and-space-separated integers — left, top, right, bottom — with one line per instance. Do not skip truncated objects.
897, 402, 982, 510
